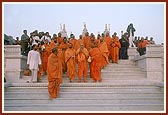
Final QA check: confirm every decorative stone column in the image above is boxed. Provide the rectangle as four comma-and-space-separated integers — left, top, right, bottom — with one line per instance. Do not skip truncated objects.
4, 45, 27, 83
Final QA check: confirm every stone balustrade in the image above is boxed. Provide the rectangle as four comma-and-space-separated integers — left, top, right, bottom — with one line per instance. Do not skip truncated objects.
133, 44, 164, 83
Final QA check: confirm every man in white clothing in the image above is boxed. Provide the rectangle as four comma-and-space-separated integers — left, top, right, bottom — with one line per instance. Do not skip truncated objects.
41, 32, 51, 43
27, 43, 42, 83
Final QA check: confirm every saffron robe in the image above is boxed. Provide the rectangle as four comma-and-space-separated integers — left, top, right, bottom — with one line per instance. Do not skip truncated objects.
65, 48, 76, 82
47, 53, 62, 98
76, 48, 89, 81
110, 37, 121, 63
90, 47, 102, 82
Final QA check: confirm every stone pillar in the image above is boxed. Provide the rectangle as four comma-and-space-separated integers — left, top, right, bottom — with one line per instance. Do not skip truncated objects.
145, 45, 163, 82
127, 47, 139, 60
4, 45, 27, 83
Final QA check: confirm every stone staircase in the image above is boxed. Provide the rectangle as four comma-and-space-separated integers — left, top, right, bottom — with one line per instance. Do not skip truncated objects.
4, 60, 164, 111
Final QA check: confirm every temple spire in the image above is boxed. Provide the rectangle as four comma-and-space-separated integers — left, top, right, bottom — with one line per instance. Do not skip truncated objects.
82, 22, 88, 37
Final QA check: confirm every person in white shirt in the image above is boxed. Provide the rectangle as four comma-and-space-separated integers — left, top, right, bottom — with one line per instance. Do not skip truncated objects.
32, 33, 40, 45
27, 43, 42, 83
41, 32, 51, 43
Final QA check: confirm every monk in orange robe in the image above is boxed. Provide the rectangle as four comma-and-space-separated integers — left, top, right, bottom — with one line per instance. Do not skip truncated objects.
69, 34, 77, 50
95, 34, 101, 46
83, 32, 91, 51
74, 35, 84, 51
89, 44, 102, 82
98, 37, 109, 68
65, 43, 76, 82
47, 47, 62, 99
36, 44, 43, 81
110, 32, 121, 63
76, 44, 89, 82
49, 38, 57, 55
59, 37, 69, 73
104, 32, 112, 60
57, 33, 63, 45
41, 39, 50, 75
138, 37, 149, 56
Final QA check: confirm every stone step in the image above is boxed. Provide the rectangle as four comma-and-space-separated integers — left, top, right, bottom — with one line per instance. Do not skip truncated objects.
19, 78, 148, 84
4, 92, 163, 99
39, 73, 146, 79
101, 68, 143, 72
39, 76, 146, 82
22, 72, 146, 81
105, 64, 138, 67
112, 60, 137, 65
4, 97, 164, 105
4, 104, 164, 111
35, 72, 146, 78
5, 79, 158, 87
5, 86, 161, 93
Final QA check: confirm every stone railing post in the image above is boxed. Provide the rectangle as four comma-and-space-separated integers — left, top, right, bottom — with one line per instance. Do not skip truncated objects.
4, 45, 27, 83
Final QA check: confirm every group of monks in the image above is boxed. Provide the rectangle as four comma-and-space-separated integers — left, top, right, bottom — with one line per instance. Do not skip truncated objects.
35, 32, 122, 99
38, 32, 121, 81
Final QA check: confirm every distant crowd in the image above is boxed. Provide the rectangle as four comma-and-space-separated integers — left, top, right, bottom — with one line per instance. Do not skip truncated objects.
13, 29, 156, 57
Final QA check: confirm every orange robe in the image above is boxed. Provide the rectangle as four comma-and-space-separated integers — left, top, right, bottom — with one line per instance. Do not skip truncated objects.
69, 38, 77, 49
83, 36, 91, 51
57, 37, 63, 44
47, 52, 62, 98
74, 39, 84, 51
49, 40, 56, 55
104, 36, 112, 58
90, 47, 102, 82
142, 40, 150, 48
98, 41, 109, 67
41, 44, 50, 72
59, 42, 69, 73
110, 37, 121, 63
76, 48, 89, 82
95, 39, 101, 46
65, 48, 76, 82
37, 47, 43, 80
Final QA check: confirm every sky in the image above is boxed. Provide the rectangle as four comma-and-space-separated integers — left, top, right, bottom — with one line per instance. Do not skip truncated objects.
3, 2, 165, 44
